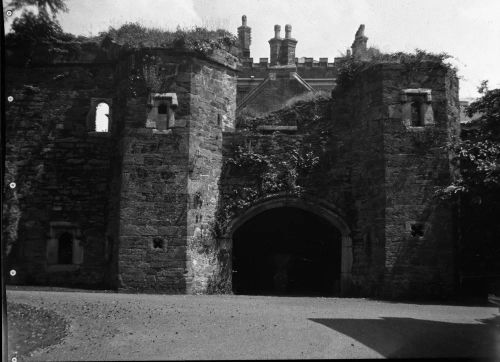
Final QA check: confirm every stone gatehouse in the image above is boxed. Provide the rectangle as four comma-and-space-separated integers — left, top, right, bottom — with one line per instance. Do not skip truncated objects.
4, 17, 460, 299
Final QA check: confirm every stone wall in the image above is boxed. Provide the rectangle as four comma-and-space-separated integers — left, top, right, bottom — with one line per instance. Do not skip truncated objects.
115, 51, 238, 292
222, 72, 388, 296
4, 64, 117, 288
185, 61, 237, 293
216, 61, 459, 298
378, 63, 459, 298
4, 42, 459, 298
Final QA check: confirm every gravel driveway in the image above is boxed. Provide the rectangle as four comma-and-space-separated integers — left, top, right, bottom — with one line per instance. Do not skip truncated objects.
6, 288, 500, 360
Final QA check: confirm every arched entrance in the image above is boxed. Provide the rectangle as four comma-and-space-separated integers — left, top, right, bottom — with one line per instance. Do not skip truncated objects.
228, 197, 352, 296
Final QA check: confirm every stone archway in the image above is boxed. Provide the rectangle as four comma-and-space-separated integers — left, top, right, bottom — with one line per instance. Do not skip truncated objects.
226, 196, 352, 296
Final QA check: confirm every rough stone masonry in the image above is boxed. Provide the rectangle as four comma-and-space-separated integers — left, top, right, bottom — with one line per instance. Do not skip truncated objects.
4, 17, 460, 299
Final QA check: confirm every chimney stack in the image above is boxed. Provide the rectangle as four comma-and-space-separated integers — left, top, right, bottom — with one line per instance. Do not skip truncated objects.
280, 24, 297, 65
285, 24, 292, 39
238, 15, 252, 58
269, 24, 282, 65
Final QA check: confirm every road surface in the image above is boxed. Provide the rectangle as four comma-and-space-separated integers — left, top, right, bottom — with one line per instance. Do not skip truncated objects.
6, 288, 500, 360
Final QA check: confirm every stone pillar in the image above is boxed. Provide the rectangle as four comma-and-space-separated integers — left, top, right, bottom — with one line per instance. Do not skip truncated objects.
280, 24, 298, 66
237, 15, 252, 59
269, 25, 282, 66
351, 24, 368, 60
340, 235, 353, 296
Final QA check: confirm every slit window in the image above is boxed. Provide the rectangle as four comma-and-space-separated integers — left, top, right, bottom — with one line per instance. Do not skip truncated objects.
95, 102, 110, 132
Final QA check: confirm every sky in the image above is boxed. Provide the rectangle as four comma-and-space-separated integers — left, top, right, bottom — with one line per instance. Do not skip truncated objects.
4, 0, 500, 99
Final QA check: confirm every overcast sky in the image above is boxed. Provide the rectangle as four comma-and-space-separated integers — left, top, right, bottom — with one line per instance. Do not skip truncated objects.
4, 0, 500, 99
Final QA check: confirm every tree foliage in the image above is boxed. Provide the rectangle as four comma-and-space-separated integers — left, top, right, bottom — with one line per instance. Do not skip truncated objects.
6, 10, 66, 46
440, 88, 500, 199
439, 87, 500, 289
7, 0, 68, 17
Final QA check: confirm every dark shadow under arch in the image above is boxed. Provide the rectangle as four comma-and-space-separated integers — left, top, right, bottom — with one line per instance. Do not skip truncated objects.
228, 196, 353, 296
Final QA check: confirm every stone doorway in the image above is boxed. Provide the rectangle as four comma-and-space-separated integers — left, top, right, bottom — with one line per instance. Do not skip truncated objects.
232, 206, 342, 296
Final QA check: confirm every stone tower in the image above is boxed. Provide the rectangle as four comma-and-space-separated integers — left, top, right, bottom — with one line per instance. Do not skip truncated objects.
115, 49, 238, 292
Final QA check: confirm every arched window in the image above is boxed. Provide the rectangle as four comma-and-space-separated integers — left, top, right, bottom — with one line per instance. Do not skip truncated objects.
95, 102, 110, 132
58, 232, 73, 264
158, 103, 168, 115
410, 100, 422, 127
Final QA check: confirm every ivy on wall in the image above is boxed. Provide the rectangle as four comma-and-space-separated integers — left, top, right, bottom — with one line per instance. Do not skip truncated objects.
335, 49, 456, 91
213, 142, 321, 238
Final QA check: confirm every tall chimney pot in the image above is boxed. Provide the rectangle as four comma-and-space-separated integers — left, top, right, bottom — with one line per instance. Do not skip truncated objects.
274, 24, 281, 39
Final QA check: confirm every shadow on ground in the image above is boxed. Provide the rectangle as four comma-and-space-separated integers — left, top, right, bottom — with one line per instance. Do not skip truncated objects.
8, 302, 69, 360
310, 316, 500, 358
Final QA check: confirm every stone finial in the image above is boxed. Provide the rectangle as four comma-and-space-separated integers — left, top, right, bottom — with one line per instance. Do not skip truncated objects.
285, 24, 292, 39
351, 24, 368, 60
242, 15, 247, 26
274, 24, 281, 39
355, 24, 365, 39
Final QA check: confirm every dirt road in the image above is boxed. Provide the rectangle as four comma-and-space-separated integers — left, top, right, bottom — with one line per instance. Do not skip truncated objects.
6, 289, 500, 360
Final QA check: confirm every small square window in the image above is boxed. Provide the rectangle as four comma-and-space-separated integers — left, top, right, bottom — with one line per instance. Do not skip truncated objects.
410, 223, 425, 237
400, 89, 433, 128
152, 237, 165, 250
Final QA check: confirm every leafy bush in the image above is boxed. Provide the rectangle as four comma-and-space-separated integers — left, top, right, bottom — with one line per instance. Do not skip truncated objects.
92, 23, 238, 55
336, 49, 455, 90
6, 14, 238, 58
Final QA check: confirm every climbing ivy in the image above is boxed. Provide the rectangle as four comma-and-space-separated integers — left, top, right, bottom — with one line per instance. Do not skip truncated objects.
213, 143, 321, 237
335, 49, 456, 90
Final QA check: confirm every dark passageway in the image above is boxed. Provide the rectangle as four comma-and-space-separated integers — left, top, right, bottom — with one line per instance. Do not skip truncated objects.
232, 207, 341, 296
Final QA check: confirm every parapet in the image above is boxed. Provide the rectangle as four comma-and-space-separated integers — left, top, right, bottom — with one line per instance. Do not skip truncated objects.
239, 57, 336, 70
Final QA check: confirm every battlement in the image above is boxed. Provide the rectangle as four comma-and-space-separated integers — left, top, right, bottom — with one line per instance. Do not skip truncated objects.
236, 16, 358, 81
240, 56, 340, 69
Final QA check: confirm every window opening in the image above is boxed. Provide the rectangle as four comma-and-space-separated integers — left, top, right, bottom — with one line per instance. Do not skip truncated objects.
58, 232, 73, 264
95, 102, 109, 132
410, 223, 425, 237
410, 100, 423, 127
158, 103, 168, 115
153, 237, 164, 249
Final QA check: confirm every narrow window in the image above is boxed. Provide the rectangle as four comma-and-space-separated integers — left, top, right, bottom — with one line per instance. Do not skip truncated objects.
158, 103, 168, 115
95, 102, 109, 132
410, 100, 422, 127
58, 232, 73, 264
